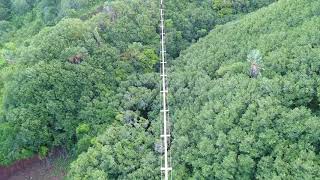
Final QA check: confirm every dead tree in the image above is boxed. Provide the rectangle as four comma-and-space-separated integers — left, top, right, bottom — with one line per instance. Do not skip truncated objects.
68, 54, 83, 64
250, 62, 260, 78
248, 49, 262, 78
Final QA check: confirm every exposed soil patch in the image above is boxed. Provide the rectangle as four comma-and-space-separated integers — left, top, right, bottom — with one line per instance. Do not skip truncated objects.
7, 160, 65, 180
1, 149, 69, 180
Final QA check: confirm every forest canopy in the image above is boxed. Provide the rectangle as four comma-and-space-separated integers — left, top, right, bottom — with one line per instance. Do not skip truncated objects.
2, 0, 320, 179
70, 0, 320, 179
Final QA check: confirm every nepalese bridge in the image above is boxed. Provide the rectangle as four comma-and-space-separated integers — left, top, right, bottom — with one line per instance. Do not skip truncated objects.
159, 0, 172, 180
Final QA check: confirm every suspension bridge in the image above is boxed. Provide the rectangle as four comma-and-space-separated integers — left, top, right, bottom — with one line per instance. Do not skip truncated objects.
159, 0, 172, 179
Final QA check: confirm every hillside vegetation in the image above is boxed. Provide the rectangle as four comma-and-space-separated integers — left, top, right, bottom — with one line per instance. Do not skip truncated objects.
170, 0, 320, 179
0, 0, 276, 170
69, 0, 320, 179
5, 0, 320, 179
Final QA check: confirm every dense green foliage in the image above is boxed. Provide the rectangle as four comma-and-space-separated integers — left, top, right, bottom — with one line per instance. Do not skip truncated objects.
70, 0, 320, 179
70, 124, 159, 179
169, 0, 320, 178
165, 0, 277, 57
7, 0, 320, 179
0, 0, 275, 168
